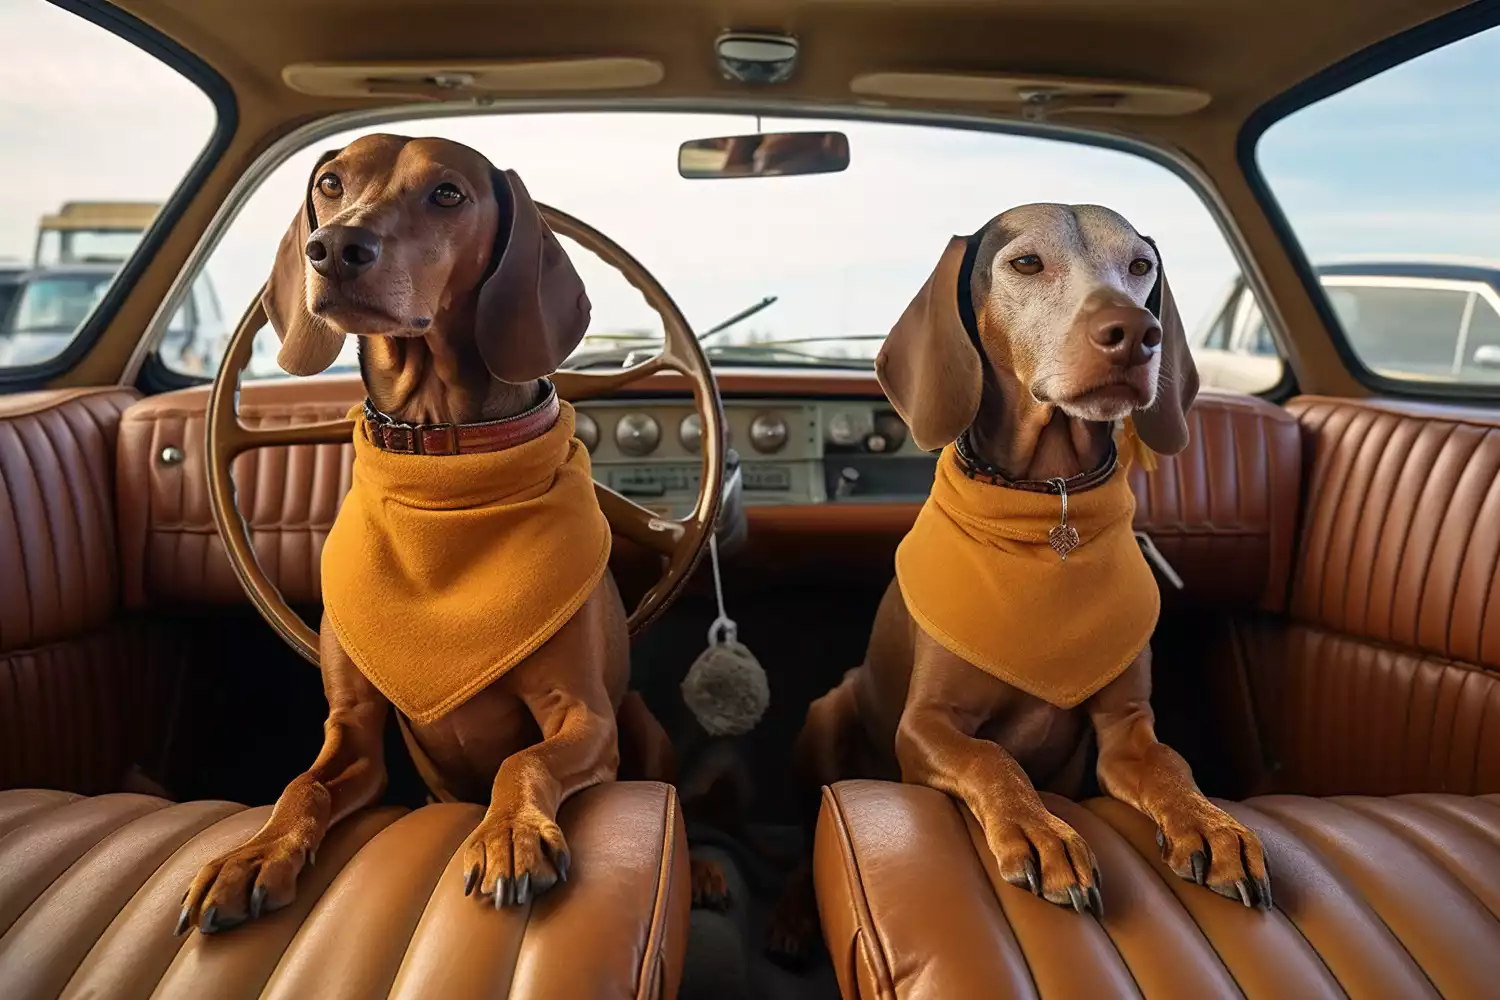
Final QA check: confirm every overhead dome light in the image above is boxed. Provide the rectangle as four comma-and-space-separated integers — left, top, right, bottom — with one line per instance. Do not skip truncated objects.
715, 31, 798, 85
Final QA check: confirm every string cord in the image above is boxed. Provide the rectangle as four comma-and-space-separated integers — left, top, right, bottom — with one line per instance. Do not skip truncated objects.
706, 533, 737, 646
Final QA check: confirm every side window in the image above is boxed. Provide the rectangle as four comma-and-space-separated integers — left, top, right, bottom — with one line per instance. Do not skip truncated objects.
1256, 22, 1499, 387
1324, 283, 1472, 379
1465, 292, 1500, 380
0, 1, 216, 373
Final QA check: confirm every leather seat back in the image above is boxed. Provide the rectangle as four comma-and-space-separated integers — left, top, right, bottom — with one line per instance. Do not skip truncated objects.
1246, 397, 1500, 795
0, 388, 183, 795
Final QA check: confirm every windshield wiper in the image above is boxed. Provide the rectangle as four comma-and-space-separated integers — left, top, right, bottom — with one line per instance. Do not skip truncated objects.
697, 295, 778, 344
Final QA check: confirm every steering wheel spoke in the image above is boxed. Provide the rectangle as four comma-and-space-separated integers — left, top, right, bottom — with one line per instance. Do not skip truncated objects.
206, 202, 724, 665
593, 484, 685, 556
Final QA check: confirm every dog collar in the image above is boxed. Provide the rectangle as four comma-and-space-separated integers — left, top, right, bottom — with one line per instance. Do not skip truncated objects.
952, 429, 1118, 495
362, 379, 560, 456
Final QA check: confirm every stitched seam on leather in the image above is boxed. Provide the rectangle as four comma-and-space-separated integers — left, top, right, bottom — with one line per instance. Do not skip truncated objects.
1254, 799, 1442, 996
636, 784, 678, 1000
1387, 422, 1460, 649
37, 410, 93, 637
1468, 683, 1494, 795
1464, 435, 1500, 668
1093, 803, 1247, 999
825, 786, 895, 998
1338, 797, 1500, 927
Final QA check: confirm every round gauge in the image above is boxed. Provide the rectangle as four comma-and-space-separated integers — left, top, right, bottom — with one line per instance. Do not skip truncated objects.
827, 411, 863, 447
679, 412, 702, 453
749, 412, 789, 454
574, 410, 599, 453
615, 412, 661, 456
873, 412, 908, 452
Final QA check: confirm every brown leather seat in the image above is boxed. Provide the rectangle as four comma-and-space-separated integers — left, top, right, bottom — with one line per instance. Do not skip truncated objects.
815, 780, 1500, 1000
0, 782, 689, 1000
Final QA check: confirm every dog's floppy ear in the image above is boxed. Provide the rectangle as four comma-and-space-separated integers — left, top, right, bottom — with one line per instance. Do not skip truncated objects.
1131, 239, 1199, 455
475, 168, 591, 383
263, 148, 347, 376
875, 236, 983, 452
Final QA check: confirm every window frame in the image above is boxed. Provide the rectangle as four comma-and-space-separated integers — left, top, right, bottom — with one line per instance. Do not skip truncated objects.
0, 0, 238, 391
134, 98, 1294, 400
1237, 0, 1500, 402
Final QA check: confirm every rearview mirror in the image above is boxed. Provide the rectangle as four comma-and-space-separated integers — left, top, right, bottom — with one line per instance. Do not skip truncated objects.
678, 131, 850, 179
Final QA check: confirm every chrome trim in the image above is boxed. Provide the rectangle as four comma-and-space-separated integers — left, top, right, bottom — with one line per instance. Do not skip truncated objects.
124, 95, 1274, 383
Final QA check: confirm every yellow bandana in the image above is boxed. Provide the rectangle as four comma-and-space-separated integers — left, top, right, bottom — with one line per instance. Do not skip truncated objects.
322, 402, 611, 724
895, 439, 1159, 709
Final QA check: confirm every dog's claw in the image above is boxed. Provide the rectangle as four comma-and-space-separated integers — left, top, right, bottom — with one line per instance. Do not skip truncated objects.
556, 850, 570, 884
1254, 876, 1273, 910
1190, 851, 1207, 886
1087, 885, 1104, 918
1068, 885, 1086, 914
307, 847, 317, 868
516, 872, 531, 906
174, 906, 191, 936
495, 877, 509, 908
250, 884, 267, 920
1155, 827, 1166, 855
464, 864, 480, 896
1023, 857, 1040, 896
200, 906, 217, 934
1234, 879, 1253, 908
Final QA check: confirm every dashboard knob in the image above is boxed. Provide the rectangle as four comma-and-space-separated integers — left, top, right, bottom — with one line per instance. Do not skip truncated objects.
574, 410, 599, 453
679, 412, 702, 453
749, 412, 788, 454
615, 412, 660, 456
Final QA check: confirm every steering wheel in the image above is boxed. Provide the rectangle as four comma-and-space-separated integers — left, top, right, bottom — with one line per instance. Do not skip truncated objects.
205, 205, 726, 666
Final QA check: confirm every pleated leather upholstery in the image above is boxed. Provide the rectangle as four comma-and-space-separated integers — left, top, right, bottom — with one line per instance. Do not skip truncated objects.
0, 782, 689, 1000
1129, 390, 1302, 611
0, 387, 138, 654
115, 378, 357, 609
0, 619, 186, 794
1239, 397, 1500, 796
815, 779, 1500, 1000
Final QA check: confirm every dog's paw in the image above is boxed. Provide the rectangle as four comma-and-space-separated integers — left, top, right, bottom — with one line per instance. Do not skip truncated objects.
690, 856, 732, 911
461, 807, 569, 907
178, 832, 316, 935
1153, 799, 1271, 910
765, 863, 821, 970
986, 808, 1102, 916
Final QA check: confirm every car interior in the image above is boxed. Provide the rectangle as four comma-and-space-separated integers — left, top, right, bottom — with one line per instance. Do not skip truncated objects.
1, 1, 1499, 998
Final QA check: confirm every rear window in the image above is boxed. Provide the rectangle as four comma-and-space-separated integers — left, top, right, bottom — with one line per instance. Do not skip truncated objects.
1255, 21, 1500, 387
0, 0, 217, 372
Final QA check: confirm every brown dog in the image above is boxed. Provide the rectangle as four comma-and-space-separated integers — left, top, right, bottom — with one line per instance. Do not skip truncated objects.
774, 204, 1269, 955
179, 134, 676, 933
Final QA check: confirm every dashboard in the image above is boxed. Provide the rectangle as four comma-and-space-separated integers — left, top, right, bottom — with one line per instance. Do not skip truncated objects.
572, 373, 936, 519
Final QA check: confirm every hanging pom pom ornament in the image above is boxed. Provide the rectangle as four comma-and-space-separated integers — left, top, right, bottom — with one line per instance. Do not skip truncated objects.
680, 535, 770, 737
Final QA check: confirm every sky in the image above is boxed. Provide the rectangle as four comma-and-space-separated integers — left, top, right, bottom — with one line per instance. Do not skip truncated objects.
1, 0, 1496, 371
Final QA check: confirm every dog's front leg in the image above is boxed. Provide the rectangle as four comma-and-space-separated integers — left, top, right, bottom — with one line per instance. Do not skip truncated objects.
180, 616, 389, 933
895, 642, 1101, 913
462, 652, 619, 907
1089, 647, 1271, 908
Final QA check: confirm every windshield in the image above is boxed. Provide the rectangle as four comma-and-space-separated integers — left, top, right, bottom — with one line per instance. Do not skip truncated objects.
6, 273, 113, 334
190, 112, 1243, 377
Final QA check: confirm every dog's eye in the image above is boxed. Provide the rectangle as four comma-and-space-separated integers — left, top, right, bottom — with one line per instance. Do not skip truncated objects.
1009, 255, 1043, 275
430, 183, 465, 208
1129, 257, 1154, 277
316, 174, 342, 198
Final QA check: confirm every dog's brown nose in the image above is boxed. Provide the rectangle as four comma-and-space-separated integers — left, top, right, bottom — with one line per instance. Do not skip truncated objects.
1088, 306, 1161, 366
306, 225, 380, 281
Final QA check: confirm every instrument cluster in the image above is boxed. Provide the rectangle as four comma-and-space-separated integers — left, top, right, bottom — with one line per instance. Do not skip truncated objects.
574, 398, 936, 517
